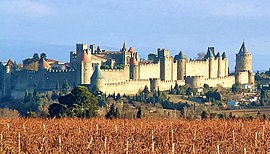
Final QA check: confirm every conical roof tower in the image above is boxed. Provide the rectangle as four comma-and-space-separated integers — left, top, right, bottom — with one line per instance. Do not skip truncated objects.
239, 42, 249, 54
81, 50, 91, 63
204, 49, 214, 59
91, 65, 105, 82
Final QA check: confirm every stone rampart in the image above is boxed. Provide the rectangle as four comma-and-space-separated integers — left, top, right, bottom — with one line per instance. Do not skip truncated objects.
139, 63, 160, 79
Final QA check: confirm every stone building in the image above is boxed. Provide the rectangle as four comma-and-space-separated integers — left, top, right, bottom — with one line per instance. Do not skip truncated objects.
0, 42, 254, 99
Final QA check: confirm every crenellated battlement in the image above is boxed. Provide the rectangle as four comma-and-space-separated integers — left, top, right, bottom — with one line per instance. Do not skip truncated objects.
186, 76, 205, 79
139, 63, 159, 67
105, 79, 149, 86
101, 68, 126, 72
204, 75, 235, 81
187, 60, 208, 64
47, 69, 75, 73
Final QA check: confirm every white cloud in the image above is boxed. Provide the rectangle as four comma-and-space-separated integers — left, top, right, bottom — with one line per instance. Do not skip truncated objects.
0, 0, 53, 17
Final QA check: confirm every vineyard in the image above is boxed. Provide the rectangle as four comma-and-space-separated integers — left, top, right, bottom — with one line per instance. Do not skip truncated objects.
0, 118, 269, 153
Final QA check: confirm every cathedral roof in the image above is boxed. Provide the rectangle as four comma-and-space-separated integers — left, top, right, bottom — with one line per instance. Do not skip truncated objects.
222, 52, 227, 59
81, 50, 91, 63
239, 42, 249, 54
128, 47, 135, 53
39, 58, 51, 69
91, 65, 105, 81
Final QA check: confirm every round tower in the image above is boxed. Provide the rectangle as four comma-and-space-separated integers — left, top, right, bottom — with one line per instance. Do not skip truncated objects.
216, 52, 223, 78
235, 42, 253, 85
130, 55, 139, 80
185, 76, 205, 88
235, 42, 252, 73
209, 55, 215, 79
222, 52, 229, 76
90, 65, 105, 92
176, 51, 186, 80
81, 49, 92, 84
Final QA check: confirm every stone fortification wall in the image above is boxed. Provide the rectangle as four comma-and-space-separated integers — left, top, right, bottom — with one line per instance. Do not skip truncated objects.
103, 78, 185, 96
185, 75, 235, 88
158, 80, 185, 91
204, 76, 235, 88
13, 69, 77, 90
139, 63, 160, 79
103, 79, 150, 95
10, 69, 78, 99
186, 60, 209, 78
102, 67, 130, 82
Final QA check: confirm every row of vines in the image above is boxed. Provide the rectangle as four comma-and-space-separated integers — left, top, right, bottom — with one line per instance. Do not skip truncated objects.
0, 118, 269, 153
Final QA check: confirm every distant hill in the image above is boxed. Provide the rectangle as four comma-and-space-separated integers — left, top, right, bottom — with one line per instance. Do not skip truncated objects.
0, 39, 73, 63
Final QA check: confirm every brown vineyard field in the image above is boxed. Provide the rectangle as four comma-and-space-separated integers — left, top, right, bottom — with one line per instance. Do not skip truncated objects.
0, 118, 269, 153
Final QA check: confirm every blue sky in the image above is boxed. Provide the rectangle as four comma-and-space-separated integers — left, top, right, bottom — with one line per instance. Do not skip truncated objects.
0, 0, 269, 70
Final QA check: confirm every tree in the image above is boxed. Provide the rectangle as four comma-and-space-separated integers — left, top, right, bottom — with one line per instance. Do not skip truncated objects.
32, 53, 40, 62
148, 53, 158, 62
115, 93, 121, 100
136, 107, 142, 119
201, 111, 208, 120
105, 103, 121, 119
260, 89, 268, 103
205, 90, 222, 101
48, 103, 67, 118
49, 86, 98, 118
24, 89, 29, 103
196, 52, 205, 60
232, 82, 242, 93
186, 87, 195, 98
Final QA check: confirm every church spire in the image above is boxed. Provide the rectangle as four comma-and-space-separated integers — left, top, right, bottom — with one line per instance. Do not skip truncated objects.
121, 42, 127, 52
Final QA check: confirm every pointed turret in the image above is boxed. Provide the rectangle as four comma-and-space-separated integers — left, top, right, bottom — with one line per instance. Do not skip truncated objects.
81, 50, 91, 63
222, 52, 227, 59
91, 65, 105, 82
174, 51, 186, 60
128, 47, 135, 53
90, 65, 105, 91
235, 42, 253, 85
204, 49, 214, 59
215, 52, 221, 58
121, 42, 127, 52
239, 42, 249, 54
